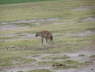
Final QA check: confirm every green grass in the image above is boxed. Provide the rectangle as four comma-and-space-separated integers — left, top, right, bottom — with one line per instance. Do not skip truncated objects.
0, 0, 95, 70
42, 55, 70, 60
38, 60, 84, 69
0, 56, 35, 66
0, 0, 95, 21
0, 39, 41, 50
27, 69, 52, 72
0, 50, 36, 66
4, 69, 52, 72
89, 55, 95, 58
0, 21, 95, 34
0, 0, 57, 4
17, 71, 24, 72
0, 36, 18, 40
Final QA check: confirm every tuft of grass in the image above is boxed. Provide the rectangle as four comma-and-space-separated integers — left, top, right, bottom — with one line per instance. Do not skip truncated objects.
17, 71, 24, 72
0, 39, 40, 49
89, 55, 95, 58
27, 69, 52, 72
42, 55, 70, 60
0, 50, 37, 67
38, 60, 84, 69
0, 56, 36, 66
79, 54, 85, 57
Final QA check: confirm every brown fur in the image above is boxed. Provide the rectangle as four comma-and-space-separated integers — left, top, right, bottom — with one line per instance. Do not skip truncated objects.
35, 30, 53, 44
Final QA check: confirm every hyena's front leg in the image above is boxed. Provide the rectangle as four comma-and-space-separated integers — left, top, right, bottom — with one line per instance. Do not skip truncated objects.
40, 38, 44, 48
46, 38, 48, 44
45, 38, 50, 48
41, 38, 43, 45
41, 38, 47, 48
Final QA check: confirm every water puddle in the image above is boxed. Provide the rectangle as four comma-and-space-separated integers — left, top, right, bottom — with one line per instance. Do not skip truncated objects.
72, 6, 95, 11
65, 30, 95, 37
80, 17, 95, 22
0, 17, 63, 24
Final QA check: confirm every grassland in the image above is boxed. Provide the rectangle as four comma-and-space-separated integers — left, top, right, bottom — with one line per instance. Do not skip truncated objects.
27, 69, 52, 72
0, 0, 56, 4
0, 0, 95, 72
0, 0, 95, 21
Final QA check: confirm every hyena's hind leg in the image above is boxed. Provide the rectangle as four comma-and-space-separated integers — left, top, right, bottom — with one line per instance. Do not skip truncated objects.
40, 38, 44, 48
41, 38, 44, 45
49, 36, 54, 44
41, 38, 47, 48
48, 36, 54, 48
46, 38, 49, 46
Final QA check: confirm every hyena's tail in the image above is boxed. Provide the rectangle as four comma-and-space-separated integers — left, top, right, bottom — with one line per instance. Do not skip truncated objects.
50, 35, 53, 41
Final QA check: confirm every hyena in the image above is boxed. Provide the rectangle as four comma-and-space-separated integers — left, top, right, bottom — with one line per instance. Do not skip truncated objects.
35, 30, 53, 45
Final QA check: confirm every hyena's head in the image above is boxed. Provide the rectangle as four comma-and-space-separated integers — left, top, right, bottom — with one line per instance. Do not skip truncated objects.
35, 32, 41, 37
